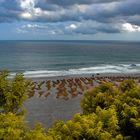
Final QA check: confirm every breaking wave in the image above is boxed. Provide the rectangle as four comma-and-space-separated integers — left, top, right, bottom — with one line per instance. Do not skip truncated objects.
9, 64, 140, 78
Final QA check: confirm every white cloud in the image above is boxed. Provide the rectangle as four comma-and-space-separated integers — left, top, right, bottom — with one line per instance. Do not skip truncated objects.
26, 24, 43, 28
72, 4, 88, 13
18, 0, 64, 21
65, 24, 77, 31
122, 23, 140, 32
20, 12, 33, 19
19, 0, 40, 20
16, 24, 48, 33
48, 30, 63, 35
16, 28, 28, 33
16, 23, 64, 35
19, 0, 37, 10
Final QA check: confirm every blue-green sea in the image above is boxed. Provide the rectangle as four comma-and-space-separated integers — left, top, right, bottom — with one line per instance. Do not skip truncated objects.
0, 40, 140, 78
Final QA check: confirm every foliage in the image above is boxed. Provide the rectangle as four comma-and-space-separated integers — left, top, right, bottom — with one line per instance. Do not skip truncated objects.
0, 70, 9, 107
47, 107, 123, 140
24, 123, 52, 140
119, 79, 137, 92
81, 82, 118, 114
81, 79, 140, 139
0, 71, 28, 113
0, 113, 52, 140
0, 112, 25, 140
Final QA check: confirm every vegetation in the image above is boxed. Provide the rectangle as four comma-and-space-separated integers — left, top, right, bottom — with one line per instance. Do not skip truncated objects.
0, 71, 140, 139
81, 80, 140, 139
47, 107, 123, 140
0, 113, 52, 140
0, 71, 29, 114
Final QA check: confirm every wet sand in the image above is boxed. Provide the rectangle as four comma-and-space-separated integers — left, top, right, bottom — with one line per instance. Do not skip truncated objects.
24, 73, 140, 129
24, 94, 83, 129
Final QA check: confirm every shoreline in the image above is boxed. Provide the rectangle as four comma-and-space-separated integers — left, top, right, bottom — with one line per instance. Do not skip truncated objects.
27, 72, 140, 81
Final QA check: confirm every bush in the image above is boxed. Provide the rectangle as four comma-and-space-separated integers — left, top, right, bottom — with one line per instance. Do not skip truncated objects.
0, 71, 28, 114
81, 80, 140, 139
47, 107, 123, 140
81, 82, 118, 114
0, 113, 52, 140
0, 112, 25, 140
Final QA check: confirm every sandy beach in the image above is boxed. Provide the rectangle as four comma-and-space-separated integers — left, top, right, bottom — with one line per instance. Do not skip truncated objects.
24, 73, 140, 129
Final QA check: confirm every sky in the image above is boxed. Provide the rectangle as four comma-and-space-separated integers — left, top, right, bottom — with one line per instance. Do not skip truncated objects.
0, 0, 140, 40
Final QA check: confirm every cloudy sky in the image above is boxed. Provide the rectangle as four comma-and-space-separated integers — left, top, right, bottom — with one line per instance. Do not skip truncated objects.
0, 0, 140, 40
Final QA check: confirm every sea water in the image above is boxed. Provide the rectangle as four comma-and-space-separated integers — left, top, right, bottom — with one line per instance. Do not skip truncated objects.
0, 40, 140, 78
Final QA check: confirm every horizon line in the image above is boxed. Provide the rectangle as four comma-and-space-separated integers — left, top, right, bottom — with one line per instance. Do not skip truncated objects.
0, 39, 140, 42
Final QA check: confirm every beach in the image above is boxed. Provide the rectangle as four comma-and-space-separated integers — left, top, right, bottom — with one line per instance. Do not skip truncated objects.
24, 73, 140, 129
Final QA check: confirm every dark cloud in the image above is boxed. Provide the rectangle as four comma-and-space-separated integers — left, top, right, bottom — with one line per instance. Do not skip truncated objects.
97, 24, 120, 33
46, 0, 122, 7
79, 0, 140, 24
0, 0, 21, 22
70, 21, 121, 34
127, 16, 140, 26
117, 0, 140, 16
0, 0, 140, 35
35, 3, 60, 11
0, 0, 140, 23
0, 8, 20, 22
0, 0, 20, 10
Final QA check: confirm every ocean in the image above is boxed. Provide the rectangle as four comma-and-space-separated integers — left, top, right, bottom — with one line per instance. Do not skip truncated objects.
0, 40, 140, 78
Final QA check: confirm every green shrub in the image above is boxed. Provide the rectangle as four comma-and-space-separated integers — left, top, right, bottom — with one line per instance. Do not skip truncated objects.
0, 71, 28, 114
81, 80, 140, 139
47, 107, 123, 140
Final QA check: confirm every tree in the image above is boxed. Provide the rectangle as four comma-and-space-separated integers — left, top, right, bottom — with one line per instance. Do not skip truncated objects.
81, 80, 140, 139
119, 79, 137, 92
0, 70, 9, 108
81, 82, 118, 114
0, 112, 25, 140
0, 113, 52, 140
47, 107, 123, 140
24, 123, 52, 140
0, 71, 28, 113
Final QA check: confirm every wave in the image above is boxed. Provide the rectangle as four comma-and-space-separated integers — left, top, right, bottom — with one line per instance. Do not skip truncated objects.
9, 64, 140, 78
